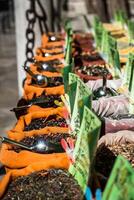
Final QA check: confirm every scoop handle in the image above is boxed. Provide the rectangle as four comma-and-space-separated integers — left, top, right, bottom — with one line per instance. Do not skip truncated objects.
0, 136, 31, 150
102, 75, 107, 92
24, 66, 37, 81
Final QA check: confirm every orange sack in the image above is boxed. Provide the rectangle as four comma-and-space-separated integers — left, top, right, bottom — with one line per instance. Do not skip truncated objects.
23, 77, 64, 100
10, 107, 68, 133
8, 126, 69, 141
0, 142, 69, 169
0, 117, 70, 169
36, 47, 63, 55
41, 33, 65, 48
0, 159, 70, 199
34, 53, 64, 62
27, 64, 62, 77
30, 63, 64, 74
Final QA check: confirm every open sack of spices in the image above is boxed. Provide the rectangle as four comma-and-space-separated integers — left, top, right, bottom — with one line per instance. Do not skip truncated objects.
23, 64, 64, 100
86, 77, 127, 119
0, 162, 84, 199
95, 130, 134, 190
0, 105, 102, 200
10, 107, 69, 133
34, 33, 65, 62
74, 64, 112, 82
23, 75, 64, 100
0, 107, 71, 168
0, 136, 69, 169
11, 94, 64, 119
41, 33, 65, 48
30, 59, 64, 74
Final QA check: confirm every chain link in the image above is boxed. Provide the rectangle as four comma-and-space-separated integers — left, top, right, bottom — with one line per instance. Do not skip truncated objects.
24, 0, 48, 66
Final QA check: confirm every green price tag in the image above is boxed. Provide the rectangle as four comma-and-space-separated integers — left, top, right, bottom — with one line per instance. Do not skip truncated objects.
63, 61, 74, 93
128, 20, 134, 44
114, 10, 128, 27
128, 54, 134, 114
93, 16, 103, 48
69, 73, 92, 98
68, 81, 77, 115
65, 38, 72, 65
69, 106, 101, 192
69, 74, 92, 134
108, 36, 117, 49
69, 73, 80, 85
101, 29, 109, 54
123, 53, 134, 88
103, 156, 134, 200
109, 47, 121, 78
128, 54, 134, 92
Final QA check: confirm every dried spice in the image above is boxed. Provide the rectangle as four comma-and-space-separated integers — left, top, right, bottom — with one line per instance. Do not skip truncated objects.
18, 95, 62, 109
31, 76, 63, 87
12, 133, 71, 153
76, 66, 110, 77
95, 142, 134, 179
24, 115, 68, 131
111, 114, 134, 120
2, 169, 84, 200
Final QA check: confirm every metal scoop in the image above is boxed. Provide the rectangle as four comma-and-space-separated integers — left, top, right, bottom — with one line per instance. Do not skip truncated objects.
0, 136, 64, 154
35, 61, 58, 72
93, 76, 118, 100
24, 65, 48, 87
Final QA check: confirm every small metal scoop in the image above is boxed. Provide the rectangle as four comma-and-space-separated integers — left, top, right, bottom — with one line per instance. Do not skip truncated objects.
0, 136, 64, 154
24, 65, 48, 87
35, 61, 58, 72
93, 76, 118, 100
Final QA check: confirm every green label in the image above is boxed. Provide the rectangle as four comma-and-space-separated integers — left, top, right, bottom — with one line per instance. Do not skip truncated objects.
101, 29, 109, 54
65, 38, 72, 65
128, 20, 134, 43
123, 53, 134, 88
128, 54, 134, 92
93, 16, 103, 48
128, 54, 134, 114
103, 156, 134, 200
114, 10, 127, 27
69, 73, 80, 85
109, 47, 121, 78
63, 65, 71, 93
69, 76, 92, 134
69, 73, 92, 98
63, 61, 74, 93
68, 82, 77, 115
69, 106, 101, 192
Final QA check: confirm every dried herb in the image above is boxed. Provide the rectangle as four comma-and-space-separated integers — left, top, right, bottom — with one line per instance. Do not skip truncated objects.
24, 115, 68, 131
2, 169, 84, 200
12, 133, 71, 153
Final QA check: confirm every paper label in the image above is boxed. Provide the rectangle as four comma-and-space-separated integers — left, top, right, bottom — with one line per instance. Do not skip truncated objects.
69, 73, 92, 98
123, 53, 134, 88
69, 72, 80, 85
103, 156, 134, 200
69, 75, 92, 134
101, 29, 109, 54
63, 61, 74, 93
128, 20, 134, 43
68, 82, 77, 115
93, 16, 103, 48
65, 38, 72, 65
109, 48, 120, 78
69, 106, 101, 192
63, 65, 71, 93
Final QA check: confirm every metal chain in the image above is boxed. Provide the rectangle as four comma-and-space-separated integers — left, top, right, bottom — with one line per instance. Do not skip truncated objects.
25, 0, 36, 66
24, 0, 49, 66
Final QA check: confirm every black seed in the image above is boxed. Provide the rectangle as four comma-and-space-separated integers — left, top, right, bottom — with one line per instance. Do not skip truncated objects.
2, 169, 84, 200
24, 115, 68, 131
